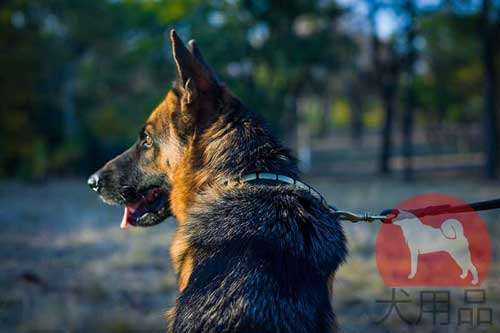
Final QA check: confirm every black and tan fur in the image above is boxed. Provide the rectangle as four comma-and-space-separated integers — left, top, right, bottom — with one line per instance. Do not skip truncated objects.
89, 30, 347, 332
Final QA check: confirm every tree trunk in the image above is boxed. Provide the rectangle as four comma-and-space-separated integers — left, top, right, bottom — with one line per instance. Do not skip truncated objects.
380, 88, 395, 173
285, 87, 301, 161
369, 1, 398, 174
62, 61, 77, 142
480, 0, 499, 179
401, 79, 415, 181
297, 96, 312, 172
349, 85, 364, 146
401, 0, 417, 181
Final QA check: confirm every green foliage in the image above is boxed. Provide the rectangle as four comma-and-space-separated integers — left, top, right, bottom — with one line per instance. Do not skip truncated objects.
416, 7, 484, 125
0, 0, 498, 178
363, 103, 384, 129
0, 0, 355, 178
331, 99, 351, 128
0, 0, 181, 177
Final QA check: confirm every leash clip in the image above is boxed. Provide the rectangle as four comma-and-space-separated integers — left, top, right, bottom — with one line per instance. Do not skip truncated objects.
333, 210, 388, 223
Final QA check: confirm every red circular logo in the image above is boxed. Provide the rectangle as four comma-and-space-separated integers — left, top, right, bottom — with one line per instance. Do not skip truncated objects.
376, 193, 491, 286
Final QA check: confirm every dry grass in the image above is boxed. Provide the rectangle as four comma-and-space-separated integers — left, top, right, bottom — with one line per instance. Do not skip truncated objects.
0, 176, 499, 332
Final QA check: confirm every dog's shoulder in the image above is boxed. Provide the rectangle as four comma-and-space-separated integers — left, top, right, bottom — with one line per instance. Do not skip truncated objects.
171, 185, 346, 332
187, 184, 346, 271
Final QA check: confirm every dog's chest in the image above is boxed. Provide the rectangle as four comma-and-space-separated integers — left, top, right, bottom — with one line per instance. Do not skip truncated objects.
169, 229, 193, 291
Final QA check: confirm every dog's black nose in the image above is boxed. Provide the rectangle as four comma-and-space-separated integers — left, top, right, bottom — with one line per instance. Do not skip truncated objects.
87, 173, 101, 192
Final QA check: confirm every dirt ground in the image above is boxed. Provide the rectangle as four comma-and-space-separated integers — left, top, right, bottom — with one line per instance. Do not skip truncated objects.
1, 177, 499, 332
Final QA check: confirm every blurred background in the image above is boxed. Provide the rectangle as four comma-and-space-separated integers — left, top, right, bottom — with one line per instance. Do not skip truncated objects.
1, 0, 499, 332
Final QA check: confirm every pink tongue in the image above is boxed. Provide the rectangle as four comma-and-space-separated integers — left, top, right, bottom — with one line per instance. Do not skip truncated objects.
120, 207, 130, 229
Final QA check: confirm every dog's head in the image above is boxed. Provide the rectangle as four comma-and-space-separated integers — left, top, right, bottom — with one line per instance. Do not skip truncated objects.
87, 30, 222, 228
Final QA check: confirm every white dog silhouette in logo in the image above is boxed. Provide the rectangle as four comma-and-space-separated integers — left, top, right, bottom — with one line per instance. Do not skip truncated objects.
392, 211, 478, 284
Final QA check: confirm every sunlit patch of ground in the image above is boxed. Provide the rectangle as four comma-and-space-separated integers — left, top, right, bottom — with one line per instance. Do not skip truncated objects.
0, 177, 498, 332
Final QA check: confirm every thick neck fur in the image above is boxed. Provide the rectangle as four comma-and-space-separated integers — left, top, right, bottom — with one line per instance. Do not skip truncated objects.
170, 88, 298, 224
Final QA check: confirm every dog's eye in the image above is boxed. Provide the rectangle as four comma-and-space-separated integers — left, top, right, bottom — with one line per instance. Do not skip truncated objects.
143, 134, 153, 148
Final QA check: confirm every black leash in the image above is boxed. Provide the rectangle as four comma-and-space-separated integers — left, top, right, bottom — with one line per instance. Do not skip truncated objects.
331, 198, 500, 224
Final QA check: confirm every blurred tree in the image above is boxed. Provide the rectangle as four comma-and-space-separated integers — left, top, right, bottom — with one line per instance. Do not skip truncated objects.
434, 0, 500, 178
240, 0, 355, 146
0, 0, 63, 178
346, 72, 369, 146
418, 4, 482, 153
478, 0, 499, 178
400, 0, 418, 181
1, 0, 498, 179
0, 0, 198, 177
367, 0, 401, 174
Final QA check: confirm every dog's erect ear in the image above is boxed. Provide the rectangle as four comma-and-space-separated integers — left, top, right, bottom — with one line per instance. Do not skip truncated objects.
170, 30, 219, 103
188, 39, 220, 84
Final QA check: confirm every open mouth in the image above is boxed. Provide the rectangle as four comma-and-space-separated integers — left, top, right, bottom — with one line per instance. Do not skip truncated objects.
120, 187, 170, 228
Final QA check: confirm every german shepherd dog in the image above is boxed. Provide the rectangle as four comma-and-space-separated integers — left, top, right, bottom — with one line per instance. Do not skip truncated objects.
88, 30, 346, 332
